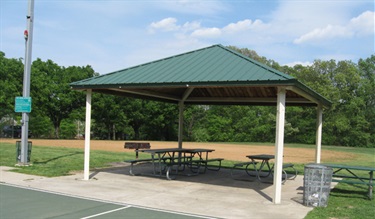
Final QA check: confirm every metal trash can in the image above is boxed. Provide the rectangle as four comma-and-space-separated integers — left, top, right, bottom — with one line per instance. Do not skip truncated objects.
303, 163, 333, 207
16, 141, 32, 163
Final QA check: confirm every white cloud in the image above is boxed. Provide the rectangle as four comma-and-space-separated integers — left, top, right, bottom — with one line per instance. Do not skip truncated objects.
2, 0, 373, 75
191, 27, 222, 38
222, 19, 264, 33
294, 25, 352, 44
148, 18, 202, 34
348, 11, 374, 36
149, 18, 266, 40
294, 11, 374, 44
284, 61, 313, 67
189, 19, 266, 38
149, 17, 180, 33
181, 21, 201, 32
269, 0, 360, 33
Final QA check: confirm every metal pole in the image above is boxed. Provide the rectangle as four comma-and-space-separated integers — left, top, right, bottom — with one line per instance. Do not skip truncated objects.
20, 0, 35, 165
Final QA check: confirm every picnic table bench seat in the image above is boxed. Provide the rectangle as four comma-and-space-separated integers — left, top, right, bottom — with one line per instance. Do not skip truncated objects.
280, 163, 298, 183
190, 158, 224, 173
332, 175, 373, 181
124, 158, 155, 176
125, 155, 201, 177
231, 161, 258, 178
332, 179, 375, 185
231, 161, 297, 184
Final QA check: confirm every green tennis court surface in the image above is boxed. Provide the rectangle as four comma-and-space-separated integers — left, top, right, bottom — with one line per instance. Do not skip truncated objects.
0, 184, 215, 219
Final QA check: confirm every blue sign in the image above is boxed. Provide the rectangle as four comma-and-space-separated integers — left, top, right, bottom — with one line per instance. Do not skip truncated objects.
15, 97, 32, 113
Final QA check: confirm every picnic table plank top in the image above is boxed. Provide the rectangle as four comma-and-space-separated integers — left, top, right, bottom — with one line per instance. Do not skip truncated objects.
322, 163, 375, 171
139, 148, 214, 154
246, 154, 275, 160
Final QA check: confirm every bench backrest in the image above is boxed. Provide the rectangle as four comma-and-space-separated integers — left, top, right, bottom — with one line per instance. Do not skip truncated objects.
124, 142, 151, 149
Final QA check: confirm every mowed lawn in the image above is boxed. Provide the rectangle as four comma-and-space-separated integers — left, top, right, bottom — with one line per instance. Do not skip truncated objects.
0, 141, 374, 219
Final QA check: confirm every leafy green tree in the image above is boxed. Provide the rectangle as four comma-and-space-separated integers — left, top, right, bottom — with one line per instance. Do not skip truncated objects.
289, 59, 373, 147
358, 55, 375, 147
60, 119, 77, 139
0, 52, 24, 119
28, 114, 53, 138
139, 101, 178, 141
120, 99, 148, 140
31, 59, 96, 138
2, 48, 373, 147
184, 105, 208, 141
91, 93, 128, 140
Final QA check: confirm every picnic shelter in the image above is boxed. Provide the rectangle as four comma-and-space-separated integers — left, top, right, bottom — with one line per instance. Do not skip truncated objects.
70, 44, 331, 204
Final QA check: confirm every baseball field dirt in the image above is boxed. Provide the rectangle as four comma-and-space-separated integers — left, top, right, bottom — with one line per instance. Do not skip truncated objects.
1, 138, 356, 163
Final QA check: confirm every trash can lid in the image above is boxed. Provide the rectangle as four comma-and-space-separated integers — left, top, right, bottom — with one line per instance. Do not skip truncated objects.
305, 163, 332, 170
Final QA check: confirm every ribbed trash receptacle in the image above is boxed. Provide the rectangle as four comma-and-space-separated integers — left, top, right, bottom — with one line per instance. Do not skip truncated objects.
303, 163, 333, 207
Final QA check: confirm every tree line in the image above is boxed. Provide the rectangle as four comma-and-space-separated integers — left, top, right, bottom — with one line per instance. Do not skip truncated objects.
0, 48, 374, 147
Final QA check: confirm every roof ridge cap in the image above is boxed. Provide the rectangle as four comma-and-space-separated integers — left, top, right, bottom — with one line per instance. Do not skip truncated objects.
220, 45, 294, 80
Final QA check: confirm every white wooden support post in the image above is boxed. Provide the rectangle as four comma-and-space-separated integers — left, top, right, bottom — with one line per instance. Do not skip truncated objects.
178, 101, 184, 149
315, 104, 323, 163
273, 87, 286, 204
177, 87, 193, 149
83, 89, 92, 180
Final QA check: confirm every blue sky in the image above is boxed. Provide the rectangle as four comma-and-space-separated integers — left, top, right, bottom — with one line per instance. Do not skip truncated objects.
1, 0, 374, 74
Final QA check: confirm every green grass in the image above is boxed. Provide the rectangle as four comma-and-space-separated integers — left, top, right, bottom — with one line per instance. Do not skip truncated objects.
305, 183, 375, 219
0, 142, 374, 218
0, 143, 135, 177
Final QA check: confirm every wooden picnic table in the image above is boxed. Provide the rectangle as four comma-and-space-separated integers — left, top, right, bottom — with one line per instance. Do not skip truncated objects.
134, 148, 217, 180
322, 163, 375, 199
246, 154, 275, 181
232, 154, 296, 183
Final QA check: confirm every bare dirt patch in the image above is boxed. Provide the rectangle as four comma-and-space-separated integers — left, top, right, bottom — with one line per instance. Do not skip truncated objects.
1, 138, 356, 163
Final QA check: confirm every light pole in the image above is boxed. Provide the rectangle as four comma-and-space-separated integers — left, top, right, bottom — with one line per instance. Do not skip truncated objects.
20, 0, 35, 165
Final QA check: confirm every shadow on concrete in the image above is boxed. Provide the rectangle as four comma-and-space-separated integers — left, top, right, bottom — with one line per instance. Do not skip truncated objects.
89, 162, 301, 202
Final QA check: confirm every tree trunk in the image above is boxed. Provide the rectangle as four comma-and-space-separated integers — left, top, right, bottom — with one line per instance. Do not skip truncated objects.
112, 124, 116, 140
54, 126, 60, 139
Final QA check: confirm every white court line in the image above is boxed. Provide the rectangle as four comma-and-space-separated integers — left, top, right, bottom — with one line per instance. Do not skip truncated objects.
134, 205, 219, 219
2, 183, 219, 219
80, 206, 132, 219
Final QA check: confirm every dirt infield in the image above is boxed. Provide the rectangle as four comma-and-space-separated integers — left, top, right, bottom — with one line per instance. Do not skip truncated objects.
0, 138, 356, 163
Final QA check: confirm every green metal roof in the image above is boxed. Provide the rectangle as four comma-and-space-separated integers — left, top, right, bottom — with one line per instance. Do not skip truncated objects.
70, 44, 331, 107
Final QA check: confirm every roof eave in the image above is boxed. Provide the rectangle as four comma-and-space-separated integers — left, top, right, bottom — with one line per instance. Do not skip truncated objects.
287, 82, 332, 108
70, 79, 298, 90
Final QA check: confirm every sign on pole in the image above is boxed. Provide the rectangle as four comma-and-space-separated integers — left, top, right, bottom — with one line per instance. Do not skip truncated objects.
15, 97, 32, 113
